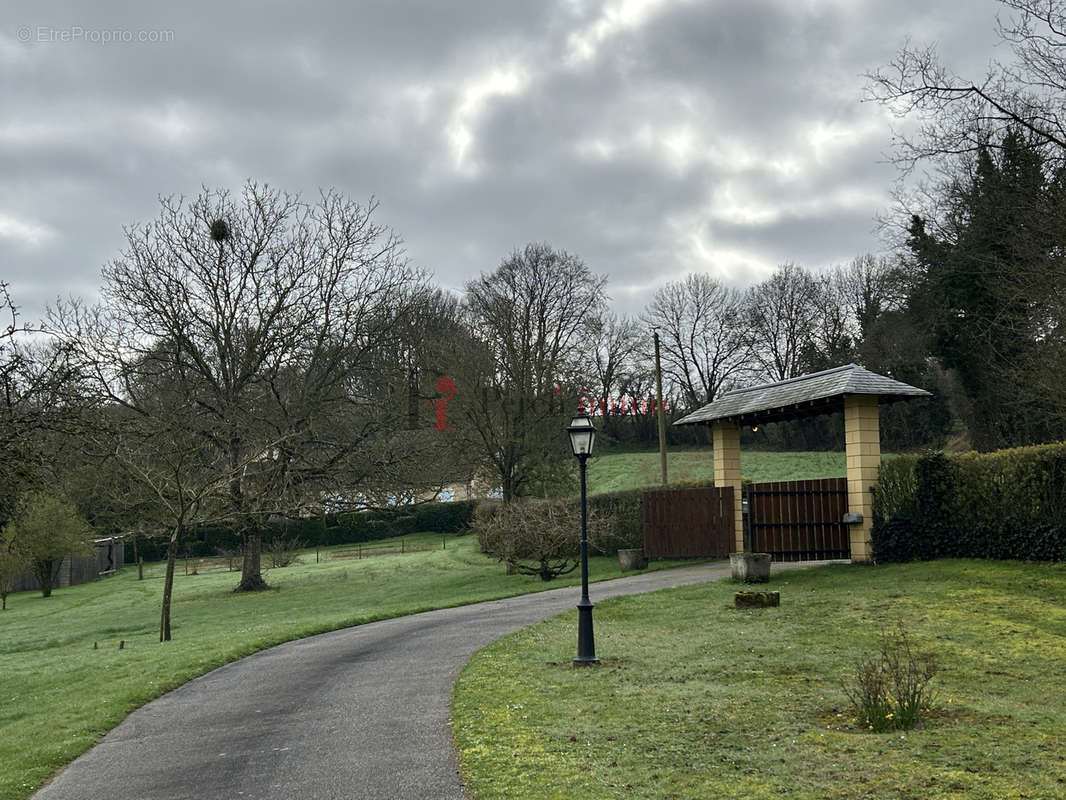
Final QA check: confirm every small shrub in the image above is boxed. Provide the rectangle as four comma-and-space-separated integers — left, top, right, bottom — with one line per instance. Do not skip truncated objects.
842, 621, 937, 732
475, 499, 614, 581
472, 499, 503, 527
265, 536, 305, 568
218, 547, 242, 572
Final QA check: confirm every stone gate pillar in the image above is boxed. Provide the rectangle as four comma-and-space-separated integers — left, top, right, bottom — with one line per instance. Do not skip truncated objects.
712, 420, 744, 553
844, 395, 880, 563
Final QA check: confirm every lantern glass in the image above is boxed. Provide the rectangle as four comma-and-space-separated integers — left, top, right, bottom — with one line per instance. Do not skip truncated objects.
567, 413, 596, 457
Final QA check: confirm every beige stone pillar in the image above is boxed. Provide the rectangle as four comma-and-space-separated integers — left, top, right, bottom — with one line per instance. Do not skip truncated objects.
844, 395, 880, 563
712, 420, 744, 553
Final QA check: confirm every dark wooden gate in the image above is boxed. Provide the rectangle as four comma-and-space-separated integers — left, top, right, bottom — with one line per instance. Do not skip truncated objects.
642, 486, 734, 558
746, 478, 851, 561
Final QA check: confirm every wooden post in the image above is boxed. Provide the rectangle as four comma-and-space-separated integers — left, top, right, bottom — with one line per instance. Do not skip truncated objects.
654, 330, 669, 486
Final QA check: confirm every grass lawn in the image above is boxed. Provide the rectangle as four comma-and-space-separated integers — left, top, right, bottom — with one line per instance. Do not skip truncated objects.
0, 532, 693, 800
452, 559, 1066, 800
590, 448, 848, 494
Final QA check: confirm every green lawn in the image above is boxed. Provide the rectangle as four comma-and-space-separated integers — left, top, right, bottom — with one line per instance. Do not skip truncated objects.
589, 448, 848, 493
452, 559, 1066, 800
0, 532, 691, 800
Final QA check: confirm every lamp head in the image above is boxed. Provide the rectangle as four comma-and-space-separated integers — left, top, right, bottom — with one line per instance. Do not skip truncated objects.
567, 412, 597, 457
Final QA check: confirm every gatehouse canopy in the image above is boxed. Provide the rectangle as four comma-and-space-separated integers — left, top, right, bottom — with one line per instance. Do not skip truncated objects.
673, 363, 931, 427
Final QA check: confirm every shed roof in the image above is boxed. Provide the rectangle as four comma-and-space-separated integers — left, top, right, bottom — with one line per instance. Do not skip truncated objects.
673, 364, 931, 427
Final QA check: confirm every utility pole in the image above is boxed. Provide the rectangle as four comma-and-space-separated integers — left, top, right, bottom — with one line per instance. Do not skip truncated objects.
653, 329, 668, 486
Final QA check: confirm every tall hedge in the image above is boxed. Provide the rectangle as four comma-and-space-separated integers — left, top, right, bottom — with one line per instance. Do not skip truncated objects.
128, 500, 477, 563
873, 444, 1066, 562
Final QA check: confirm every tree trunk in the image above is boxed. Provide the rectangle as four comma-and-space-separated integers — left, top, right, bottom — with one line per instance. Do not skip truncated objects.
34, 558, 56, 598
160, 523, 182, 642
2, 593, 7, 610
235, 529, 269, 592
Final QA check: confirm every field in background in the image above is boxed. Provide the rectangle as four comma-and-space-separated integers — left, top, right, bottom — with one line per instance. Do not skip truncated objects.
589, 449, 847, 494
0, 533, 693, 800
453, 559, 1066, 799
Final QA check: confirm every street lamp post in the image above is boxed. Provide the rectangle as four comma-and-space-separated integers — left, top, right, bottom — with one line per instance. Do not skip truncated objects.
567, 412, 598, 666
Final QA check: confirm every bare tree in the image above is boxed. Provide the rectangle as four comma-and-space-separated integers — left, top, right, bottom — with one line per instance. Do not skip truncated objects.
866, 0, 1066, 241
461, 243, 606, 501
365, 287, 484, 499
585, 313, 650, 426
834, 255, 906, 339
867, 1, 1066, 167
51, 183, 427, 595
745, 263, 822, 381
0, 285, 81, 513
641, 273, 750, 411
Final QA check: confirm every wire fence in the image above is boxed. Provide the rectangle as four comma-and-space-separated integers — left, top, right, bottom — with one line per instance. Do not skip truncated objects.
136, 536, 451, 580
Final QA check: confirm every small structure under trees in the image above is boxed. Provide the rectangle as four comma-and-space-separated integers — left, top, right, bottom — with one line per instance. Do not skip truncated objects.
675, 364, 930, 562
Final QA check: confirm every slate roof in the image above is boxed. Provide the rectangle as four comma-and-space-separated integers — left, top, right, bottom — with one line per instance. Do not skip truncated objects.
674, 363, 931, 426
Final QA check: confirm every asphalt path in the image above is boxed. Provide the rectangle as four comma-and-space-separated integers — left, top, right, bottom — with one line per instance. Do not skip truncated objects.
33, 560, 820, 800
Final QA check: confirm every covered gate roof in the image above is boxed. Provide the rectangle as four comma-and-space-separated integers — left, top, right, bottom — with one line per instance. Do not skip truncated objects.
673, 363, 931, 427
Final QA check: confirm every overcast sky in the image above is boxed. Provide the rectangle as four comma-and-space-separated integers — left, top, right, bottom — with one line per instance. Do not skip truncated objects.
2, 0, 1005, 322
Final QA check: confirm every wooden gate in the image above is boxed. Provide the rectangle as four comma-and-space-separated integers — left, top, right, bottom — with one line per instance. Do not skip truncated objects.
746, 478, 851, 561
642, 486, 734, 558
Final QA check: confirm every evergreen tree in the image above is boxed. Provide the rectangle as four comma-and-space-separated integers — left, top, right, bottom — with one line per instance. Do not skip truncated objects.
906, 131, 1066, 449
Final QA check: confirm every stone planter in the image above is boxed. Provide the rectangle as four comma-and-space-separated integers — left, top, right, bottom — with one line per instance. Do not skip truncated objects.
730, 552, 771, 583
617, 548, 648, 572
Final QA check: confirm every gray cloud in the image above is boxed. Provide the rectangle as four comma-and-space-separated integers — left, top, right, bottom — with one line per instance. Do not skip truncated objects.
1, 0, 1004, 324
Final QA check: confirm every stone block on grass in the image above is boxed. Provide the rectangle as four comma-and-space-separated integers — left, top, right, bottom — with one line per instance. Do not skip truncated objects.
734, 590, 780, 608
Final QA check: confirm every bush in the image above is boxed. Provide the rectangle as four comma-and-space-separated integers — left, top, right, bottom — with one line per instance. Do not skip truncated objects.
555, 479, 722, 557
265, 535, 305, 568
474, 499, 614, 581
873, 443, 1066, 562
586, 490, 643, 553
842, 621, 937, 732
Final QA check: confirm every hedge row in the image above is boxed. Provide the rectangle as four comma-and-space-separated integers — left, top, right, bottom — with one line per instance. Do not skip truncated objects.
127, 500, 477, 563
560, 477, 719, 555
872, 444, 1066, 562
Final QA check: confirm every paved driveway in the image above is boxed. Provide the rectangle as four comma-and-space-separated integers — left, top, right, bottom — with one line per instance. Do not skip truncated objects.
33, 560, 816, 800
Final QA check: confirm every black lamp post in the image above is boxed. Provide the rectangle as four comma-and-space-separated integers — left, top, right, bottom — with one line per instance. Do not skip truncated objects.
567, 412, 598, 666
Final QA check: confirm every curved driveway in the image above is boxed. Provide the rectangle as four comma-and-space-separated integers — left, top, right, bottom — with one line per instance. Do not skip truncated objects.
33, 560, 816, 800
